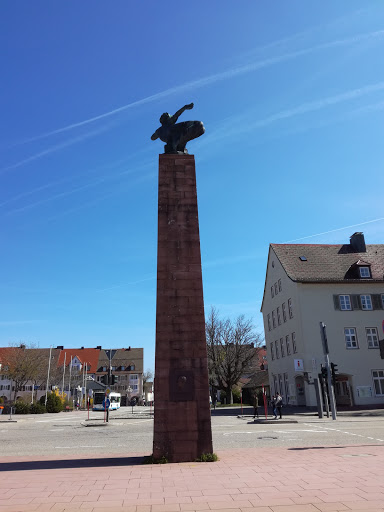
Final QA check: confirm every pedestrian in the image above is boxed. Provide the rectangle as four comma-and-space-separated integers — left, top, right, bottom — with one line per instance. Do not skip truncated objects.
212, 393, 217, 410
271, 395, 277, 419
253, 391, 259, 419
275, 392, 283, 419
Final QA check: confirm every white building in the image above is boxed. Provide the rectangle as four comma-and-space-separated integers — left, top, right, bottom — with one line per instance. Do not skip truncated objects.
261, 232, 384, 407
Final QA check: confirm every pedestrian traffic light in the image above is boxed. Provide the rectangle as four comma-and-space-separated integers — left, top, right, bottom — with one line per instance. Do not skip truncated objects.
111, 375, 119, 385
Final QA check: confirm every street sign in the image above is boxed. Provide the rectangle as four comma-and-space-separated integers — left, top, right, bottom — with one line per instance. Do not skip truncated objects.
106, 388, 111, 394
294, 359, 304, 371
102, 398, 111, 409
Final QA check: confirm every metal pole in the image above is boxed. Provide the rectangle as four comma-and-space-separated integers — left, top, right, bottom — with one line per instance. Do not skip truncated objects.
85, 362, 87, 411
45, 346, 53, 407
82, 362, 85, 408
314, 378, 323, 419
69, 356, 72, 400
325, 354, 337, 420
62, 352, 66, 399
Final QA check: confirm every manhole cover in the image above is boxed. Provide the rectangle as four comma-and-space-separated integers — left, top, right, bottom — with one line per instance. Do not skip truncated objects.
258, 436, 278, 440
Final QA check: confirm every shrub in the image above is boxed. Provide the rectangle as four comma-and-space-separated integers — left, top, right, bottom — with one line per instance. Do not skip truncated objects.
45, 392, 63, 413
232, 385, 241, 403
195, 453, 218, 462
30, 402, 46, 414
143, 454, 168, 464
14, 400, 30, 414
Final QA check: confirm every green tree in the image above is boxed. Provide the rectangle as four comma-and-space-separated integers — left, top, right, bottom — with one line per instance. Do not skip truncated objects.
45, 392, 63, 413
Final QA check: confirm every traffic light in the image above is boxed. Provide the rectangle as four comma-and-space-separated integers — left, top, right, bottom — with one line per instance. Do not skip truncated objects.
321, 365, 328, 379
111, 375, 119, 385
331, 363, 338, 386
101, 374, 108, 385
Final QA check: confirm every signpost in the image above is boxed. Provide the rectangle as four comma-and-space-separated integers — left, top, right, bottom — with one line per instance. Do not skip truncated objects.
262, 386, 268, 419
320, 322, 337, 420
103, 397, 111, 422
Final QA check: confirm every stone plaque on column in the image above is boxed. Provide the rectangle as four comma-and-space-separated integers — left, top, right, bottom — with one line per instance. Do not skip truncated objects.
152, 152, 213, 463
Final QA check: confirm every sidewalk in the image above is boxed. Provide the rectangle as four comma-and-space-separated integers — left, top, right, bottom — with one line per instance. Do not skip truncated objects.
1, 444, 384, 512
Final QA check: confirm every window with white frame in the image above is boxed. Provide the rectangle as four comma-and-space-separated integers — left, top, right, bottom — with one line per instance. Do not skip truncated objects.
372, 370, 384, 396
359, 267, 371, 278
282, 302, 287, 322
130, 374, 138, 381
102, 366, 107, 372
275, 340, 279, 359
272, 310, 276, 329
292, 332, 297, 353
366, 327, 379, 348
286, 334, 291, 355
277, 307, 281, 325
270, 342, 275, 360
267, 314, 271, 331
339, 295, 351, 311
121, 366, 125, 371
345, 327, 358, 349
278, 279, 282, 292
288, 298, 293, 318
360, 295, 372, 310
132, 384, 138, 391
280, 337, 285, 357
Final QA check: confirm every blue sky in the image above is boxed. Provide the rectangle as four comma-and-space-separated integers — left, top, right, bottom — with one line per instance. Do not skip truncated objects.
1, 2, 384, 371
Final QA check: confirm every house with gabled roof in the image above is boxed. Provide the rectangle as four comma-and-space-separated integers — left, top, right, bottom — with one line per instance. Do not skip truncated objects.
261, 232, 384, 407
96, 348, 144, 404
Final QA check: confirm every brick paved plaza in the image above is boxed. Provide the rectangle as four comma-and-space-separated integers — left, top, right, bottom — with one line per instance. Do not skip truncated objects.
1, 444, 384, 512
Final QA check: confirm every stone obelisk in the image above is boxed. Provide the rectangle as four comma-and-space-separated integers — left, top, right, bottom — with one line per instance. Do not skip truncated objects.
151, 104, 212, 463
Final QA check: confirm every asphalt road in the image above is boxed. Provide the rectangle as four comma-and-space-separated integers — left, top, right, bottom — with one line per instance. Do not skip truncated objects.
1, 406, 384, 457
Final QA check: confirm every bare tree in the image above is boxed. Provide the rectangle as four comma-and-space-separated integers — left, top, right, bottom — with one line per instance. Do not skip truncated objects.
142, 369, 153, 385
3, 344, 42, 402
206, 307, 263, 404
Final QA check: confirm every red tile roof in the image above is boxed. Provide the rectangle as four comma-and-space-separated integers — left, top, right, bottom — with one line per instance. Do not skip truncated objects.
57, 349, 100, 373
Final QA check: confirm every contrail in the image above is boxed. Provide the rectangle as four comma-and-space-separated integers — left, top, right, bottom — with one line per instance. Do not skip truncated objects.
203, 80, 384, 146
0, 125, 110, 176
11, 28, 384, 146
283, 217, 384, 243
3, 160, 152, 216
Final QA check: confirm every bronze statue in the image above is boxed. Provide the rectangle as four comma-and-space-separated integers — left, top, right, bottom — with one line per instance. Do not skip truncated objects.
151, 103, 205, 154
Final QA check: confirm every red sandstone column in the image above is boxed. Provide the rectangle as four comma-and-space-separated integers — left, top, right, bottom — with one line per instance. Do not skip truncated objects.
153, 154, 213, 463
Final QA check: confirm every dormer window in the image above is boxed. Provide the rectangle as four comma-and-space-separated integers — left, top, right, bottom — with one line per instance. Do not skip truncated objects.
359, 267, 371, 278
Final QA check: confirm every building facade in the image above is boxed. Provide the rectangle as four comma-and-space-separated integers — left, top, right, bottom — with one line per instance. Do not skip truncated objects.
261, 232, 384, 407
0, 345, 144, 405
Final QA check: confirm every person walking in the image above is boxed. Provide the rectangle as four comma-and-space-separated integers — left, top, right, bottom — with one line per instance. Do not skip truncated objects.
271, 395, 277, 419
275, 392, 283, 419
253, 391, 259, 419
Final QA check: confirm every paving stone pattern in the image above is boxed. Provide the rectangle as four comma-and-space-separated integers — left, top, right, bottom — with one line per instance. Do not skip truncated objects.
1, 446, 384, 511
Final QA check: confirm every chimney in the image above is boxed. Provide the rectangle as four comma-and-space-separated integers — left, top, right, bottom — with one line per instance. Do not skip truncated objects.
81, 346, 84, 350
350, 232, 366, 252
56, 346, 64, 350
96, 346, 102, 350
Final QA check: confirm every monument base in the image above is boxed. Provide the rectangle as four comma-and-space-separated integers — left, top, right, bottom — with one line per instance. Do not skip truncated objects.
153, 154, 213, 463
